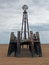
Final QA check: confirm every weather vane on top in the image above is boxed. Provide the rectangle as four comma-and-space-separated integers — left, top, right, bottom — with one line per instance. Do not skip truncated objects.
22, 5, 28, 11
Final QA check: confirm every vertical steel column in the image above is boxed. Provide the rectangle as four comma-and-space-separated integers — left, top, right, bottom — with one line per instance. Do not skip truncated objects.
24, 11, 27, 39
27, 17, 29, 38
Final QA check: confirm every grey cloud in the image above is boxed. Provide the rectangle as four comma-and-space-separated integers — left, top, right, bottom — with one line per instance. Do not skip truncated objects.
29, 24, 49, 31
31, 0, 49, 11
0, 0, 49, 9
0, 0, 19, 9
0, 0, 49, 32
32, 0, 49, 6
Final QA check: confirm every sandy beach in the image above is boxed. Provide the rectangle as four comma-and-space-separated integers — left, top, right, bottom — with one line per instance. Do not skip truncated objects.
0, 44, 49, 65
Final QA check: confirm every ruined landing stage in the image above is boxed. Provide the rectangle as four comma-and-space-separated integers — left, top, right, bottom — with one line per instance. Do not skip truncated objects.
7, 5, 42, 57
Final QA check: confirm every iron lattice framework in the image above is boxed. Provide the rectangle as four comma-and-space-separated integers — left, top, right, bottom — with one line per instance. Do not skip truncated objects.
21, 5, 29, 39
7, 5, 42, 57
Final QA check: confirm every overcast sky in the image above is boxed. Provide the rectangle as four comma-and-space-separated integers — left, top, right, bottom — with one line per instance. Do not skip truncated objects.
0, 0, 49, 44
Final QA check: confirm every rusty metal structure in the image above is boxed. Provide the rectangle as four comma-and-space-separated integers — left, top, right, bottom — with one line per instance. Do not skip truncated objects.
7, 5, 42, 57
